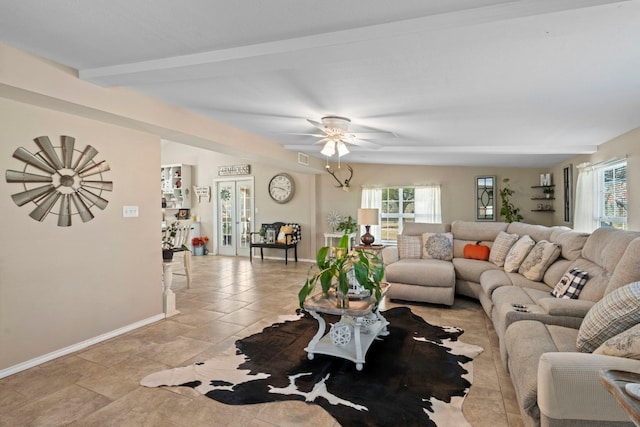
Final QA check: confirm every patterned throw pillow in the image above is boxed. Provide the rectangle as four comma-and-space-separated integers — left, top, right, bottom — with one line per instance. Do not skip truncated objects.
551, 268, 589, 299
489, 231, 519, 267
576, 281, 640, 353
422, 232, 453, 261
594, 323, 640, 360
518, 240, 561, 281
503, 235, 535, 273
277, 226, 293, 244
397, 235, 422, 259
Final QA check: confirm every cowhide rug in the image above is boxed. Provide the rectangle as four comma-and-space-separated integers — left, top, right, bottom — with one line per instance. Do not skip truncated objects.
141, 306, 483, 426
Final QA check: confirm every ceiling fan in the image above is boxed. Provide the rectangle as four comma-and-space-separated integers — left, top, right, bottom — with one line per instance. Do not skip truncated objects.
298, 116, 395, 158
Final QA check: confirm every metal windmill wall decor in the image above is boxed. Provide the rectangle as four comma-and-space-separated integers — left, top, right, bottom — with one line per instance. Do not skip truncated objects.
5, 135, 112, 226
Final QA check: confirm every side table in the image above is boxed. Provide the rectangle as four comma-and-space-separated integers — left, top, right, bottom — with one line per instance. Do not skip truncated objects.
162, 261, 181, 318
303, 283, 390, 371
599, 369, 640, 425
324, 232, 356, 250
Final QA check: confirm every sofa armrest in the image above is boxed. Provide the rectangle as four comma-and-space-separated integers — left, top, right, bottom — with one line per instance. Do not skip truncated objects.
381, 246, 399, 266
538, 352, 640, 423
537, 297, 594, 318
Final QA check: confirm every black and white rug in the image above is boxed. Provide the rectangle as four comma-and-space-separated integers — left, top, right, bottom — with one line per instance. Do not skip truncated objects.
141, 307, 483, 426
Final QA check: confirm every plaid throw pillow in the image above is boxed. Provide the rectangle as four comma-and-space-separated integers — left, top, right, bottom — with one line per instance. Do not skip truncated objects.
397, 235, 421, 259
551, 268, 589, 299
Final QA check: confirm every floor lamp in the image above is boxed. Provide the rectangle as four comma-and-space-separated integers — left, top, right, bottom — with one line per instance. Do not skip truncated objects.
358, 208, 379, 246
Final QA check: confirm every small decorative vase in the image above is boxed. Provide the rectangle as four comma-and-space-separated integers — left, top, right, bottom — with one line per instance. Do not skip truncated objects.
336, 289, 350, 309
194, 245, 204, 256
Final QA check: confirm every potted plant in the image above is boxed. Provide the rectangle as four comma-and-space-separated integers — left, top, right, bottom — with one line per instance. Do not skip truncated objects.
191, 236, 209, 256
337, 215, 358, 235
298, 234, 385, 309
499, 178, 523, 223
259, 227, 266, 242
162, 221, 190, 261
543, 187, 554, 199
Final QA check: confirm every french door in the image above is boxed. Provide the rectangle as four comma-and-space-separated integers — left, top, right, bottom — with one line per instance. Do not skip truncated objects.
215, 178, 254, 257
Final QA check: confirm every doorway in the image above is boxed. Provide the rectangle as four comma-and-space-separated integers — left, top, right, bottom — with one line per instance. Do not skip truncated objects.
214, 178, 254, 257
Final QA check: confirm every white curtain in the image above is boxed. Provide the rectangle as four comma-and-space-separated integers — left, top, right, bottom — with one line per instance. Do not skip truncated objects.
573, 167, 597, 232
360, 188, 382, 242
415, 185, 442, 223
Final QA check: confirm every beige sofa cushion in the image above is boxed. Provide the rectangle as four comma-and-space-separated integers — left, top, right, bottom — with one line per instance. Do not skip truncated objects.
606, 237, 640, 295
489, 231, 519, 267
577, 281, 640, 353
549, 228, 589, 261
402, 222, 450, 236
518, 240, 561, 281
397, 235, 421, 259
451, 220, 508, 241
507, 222, 554, 243
504, 235, 535, 273
384, 258, 455, 288
452, 258, 499, 283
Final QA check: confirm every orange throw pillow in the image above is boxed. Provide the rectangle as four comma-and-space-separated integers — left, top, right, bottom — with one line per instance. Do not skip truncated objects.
463, 242, 490, 261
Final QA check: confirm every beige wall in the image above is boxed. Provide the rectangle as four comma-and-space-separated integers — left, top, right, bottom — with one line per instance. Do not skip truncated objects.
551, 127, 639, 231
0, 98, 161, 370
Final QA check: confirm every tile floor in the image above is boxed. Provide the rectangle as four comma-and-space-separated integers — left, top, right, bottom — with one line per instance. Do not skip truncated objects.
0, 255, 524, 426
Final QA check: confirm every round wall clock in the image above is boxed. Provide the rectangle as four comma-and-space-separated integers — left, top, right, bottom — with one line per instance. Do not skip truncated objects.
5, 135, 112, 227
268, 173, 295, 204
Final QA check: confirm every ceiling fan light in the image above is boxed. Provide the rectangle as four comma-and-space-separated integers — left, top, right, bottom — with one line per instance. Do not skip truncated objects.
337, 141, 350, 157
320, 141, 336, 156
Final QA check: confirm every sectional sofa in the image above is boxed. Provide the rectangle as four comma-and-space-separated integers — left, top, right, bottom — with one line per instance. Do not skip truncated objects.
381, 221, 640, 426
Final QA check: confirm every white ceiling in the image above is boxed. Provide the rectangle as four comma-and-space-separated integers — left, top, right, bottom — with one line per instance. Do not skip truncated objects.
1, 0, 639, 167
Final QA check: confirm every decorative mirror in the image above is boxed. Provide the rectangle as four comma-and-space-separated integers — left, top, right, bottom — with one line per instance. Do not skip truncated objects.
475, 176, 496, 221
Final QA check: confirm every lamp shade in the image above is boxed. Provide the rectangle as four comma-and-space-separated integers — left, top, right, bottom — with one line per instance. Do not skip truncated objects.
357, 208, 379, 225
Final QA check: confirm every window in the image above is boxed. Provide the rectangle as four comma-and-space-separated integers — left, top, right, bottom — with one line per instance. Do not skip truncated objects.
362, 186, 441, 244
380, 187, 415, 242
597, 160, 627, 230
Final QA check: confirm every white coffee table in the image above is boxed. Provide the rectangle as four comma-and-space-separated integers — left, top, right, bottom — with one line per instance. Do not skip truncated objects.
303, 283, 390, 371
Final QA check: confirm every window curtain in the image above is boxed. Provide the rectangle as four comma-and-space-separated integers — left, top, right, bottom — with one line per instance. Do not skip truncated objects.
573, 166, 597, 232
360, 188, 382, 242
415, 185, 442, 223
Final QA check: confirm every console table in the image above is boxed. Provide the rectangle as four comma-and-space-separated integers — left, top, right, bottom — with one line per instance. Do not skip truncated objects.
324, 232, 356, 250
599, 369, 640, 425
303, 283, 390, 371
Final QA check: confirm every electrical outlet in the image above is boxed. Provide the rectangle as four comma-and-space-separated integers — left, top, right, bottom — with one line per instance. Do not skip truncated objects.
122, 205, 139, 217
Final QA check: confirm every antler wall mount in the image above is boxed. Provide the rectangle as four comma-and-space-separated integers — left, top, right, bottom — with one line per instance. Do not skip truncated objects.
326, 164, 353, 192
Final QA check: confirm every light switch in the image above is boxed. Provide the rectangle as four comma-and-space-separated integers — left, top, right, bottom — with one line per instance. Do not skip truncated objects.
122, 205, 139, 217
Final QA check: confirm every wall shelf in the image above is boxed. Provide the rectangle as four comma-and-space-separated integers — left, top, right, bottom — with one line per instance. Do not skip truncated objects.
531, 209, 555, 212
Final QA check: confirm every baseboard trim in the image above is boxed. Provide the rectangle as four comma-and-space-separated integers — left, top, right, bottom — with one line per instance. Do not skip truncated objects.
0, 313, 165, 379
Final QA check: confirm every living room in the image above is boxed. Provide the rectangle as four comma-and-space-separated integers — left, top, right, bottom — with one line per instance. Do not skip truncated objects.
1, 2, 639, 426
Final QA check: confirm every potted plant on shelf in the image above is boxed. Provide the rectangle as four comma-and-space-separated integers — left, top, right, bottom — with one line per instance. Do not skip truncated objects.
543, 187, 554, 199
298, 234, 385, 309
191, 237, 209, 256
499, 178, 523, 223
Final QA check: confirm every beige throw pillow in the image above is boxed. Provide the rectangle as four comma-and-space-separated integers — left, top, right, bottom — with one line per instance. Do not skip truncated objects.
594, 323, 640, 360
518, 240, 561, 281
489, 231, 519, 267
422, 232, 453, 261
397, 235, 422, 259
277, 226, 293, 244
503, 235, 535, 273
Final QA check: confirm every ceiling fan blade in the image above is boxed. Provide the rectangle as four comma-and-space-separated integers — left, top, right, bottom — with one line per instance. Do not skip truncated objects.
349, 131, 396, 140
282, 132, 326, 137
307, 119, 326, 131
313, 138, 331, 145
341, 137, 381, 149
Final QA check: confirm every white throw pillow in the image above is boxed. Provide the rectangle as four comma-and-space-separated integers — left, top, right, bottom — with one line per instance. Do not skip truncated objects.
397, 235, 422, 259
421, 232, 453, 261
489, 231, 519, 267
503, 235, 535, 273
518, 240, 561, 281
594, 323, 640, 360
